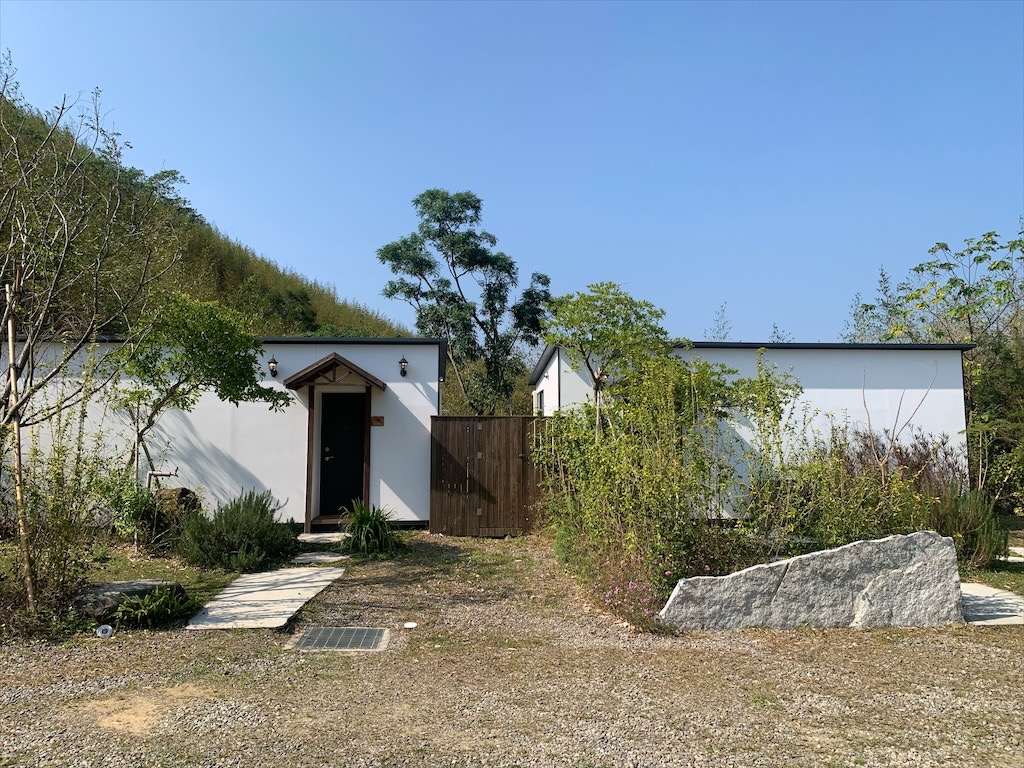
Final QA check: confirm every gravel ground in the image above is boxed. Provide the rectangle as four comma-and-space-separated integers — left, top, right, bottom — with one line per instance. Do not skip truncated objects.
2, 532, 1023, 768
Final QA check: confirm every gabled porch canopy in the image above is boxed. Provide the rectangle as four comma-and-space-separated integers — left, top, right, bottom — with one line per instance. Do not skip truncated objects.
283, 352, 387, 391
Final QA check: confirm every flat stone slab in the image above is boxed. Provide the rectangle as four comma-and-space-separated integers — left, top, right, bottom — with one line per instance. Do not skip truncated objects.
298, 532, 348, 543
660, 531, 963, 630
73, 580, 187, 619
291, 551, 348, 565
187, 567, 345, 630
961, 582, 1024, 625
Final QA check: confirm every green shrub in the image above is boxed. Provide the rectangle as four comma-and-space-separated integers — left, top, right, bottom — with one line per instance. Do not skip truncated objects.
927, 488, 1007, 568
174, 489, 297, 572
112, 585, 198, 629
341, 500, 402, 557
535, 355, 794, 623
99, 474, 178, 553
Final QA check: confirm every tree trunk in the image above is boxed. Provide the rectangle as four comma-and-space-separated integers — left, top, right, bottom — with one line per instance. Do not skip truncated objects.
6, 281, 37, 615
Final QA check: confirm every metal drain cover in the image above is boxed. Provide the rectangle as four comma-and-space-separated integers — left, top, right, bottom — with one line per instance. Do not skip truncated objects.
291, 626, 390, 652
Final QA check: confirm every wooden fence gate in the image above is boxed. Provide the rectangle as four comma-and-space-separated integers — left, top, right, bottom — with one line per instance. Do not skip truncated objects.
430, 416, 543, 537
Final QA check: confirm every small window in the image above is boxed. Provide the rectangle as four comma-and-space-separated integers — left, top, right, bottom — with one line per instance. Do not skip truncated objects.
536, 390, 545, 416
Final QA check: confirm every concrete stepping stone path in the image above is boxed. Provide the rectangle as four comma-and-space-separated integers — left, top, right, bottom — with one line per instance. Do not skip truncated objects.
961, 582, 1024, 626
187, 567, 345, 630
291, 551, 348, 565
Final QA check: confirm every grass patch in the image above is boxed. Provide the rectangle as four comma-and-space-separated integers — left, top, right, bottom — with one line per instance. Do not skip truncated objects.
87, 545, 235, 605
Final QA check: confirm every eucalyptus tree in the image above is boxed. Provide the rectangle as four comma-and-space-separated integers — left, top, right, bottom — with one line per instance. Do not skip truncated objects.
378, 189, 550, 415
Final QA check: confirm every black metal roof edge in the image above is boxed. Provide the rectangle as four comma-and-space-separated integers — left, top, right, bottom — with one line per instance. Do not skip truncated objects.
258, 336, 441, 345
674, 341, 975, 351
88, 336, 448, 381
261, 337, 449, 383
527, 344, 558, 387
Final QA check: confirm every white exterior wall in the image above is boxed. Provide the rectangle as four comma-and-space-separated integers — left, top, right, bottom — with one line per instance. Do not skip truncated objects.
673, 346, 968, 449
150, 342, 439, 523
13, 340, 441, 524
532, 343, 968, 448
532, 348, 595, 416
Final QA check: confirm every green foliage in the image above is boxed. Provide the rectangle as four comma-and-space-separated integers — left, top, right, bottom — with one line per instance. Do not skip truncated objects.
927, 489, 1007, 569
378, 189, 551, 415
112, 585, 198, 630
845, 229, 1024, 512
0, 373, 117, 624
174, 490, 297, 572
544, 282, 670, 405
535, 354, 792, 623
171, 229, 405, 338
113, 292, 292, 471
745, 426, 1007, 567
341, 500, 402, 557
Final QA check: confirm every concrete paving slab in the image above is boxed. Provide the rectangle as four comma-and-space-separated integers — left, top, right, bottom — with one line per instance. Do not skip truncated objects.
187, 567, 345, 630
291, 551, 348, 565
961, 582, 1024, 626
298, 532, 347, 543
1009, 546, 1024, 557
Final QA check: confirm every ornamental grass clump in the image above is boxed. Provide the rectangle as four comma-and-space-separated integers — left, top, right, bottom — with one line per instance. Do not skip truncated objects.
174, 489, 297, 572
340, 500, 402, 557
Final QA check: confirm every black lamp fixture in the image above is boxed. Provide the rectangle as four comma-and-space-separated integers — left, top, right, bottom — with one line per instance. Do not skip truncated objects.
399, 356, 409, 377
268, 356, 278, 377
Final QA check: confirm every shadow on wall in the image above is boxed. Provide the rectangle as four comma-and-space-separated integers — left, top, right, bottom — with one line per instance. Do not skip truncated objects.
149, 411, 269, 513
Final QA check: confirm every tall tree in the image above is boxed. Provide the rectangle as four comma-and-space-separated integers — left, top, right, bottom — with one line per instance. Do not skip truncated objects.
1, 59, 184, 614
543, 282, 670, 433
378, 189, 550, 415
1, 60, 184, 429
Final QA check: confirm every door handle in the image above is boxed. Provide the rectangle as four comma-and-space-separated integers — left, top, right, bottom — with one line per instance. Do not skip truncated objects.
324, 456, 334, 462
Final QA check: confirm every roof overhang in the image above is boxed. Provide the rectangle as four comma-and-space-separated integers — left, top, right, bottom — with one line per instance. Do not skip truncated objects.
283, 352, 386, 391
528, 344, 558, 386
674, 341, 975, 351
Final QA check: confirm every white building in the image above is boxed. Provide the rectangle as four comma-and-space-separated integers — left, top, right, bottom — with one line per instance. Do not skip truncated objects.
17, 338, 445, 530
529, 341, 970, 449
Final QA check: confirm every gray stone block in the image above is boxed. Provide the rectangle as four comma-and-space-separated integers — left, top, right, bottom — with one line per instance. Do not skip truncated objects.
659, 531, 964, 630
72, 580, 187, 619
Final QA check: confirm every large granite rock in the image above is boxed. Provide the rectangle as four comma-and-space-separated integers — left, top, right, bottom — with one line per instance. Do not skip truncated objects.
72, 580, 187, 619
659, 531, 964, 630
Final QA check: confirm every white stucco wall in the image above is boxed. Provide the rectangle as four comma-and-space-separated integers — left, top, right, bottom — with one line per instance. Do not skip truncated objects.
673, 345, 969, 449
11, 340, 442, 524
531, 347, 597, 416
532, 343, 969, 449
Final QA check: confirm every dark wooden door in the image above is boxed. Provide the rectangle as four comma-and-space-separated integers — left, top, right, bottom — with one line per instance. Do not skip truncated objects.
319, 392, 367, 516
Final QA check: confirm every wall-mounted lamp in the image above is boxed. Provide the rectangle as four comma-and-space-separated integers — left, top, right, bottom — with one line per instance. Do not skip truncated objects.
399, 356, 409, 377
268, 357, 279, 377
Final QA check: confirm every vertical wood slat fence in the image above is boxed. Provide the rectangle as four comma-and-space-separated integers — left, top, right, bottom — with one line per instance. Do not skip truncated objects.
430, 416, 544, 537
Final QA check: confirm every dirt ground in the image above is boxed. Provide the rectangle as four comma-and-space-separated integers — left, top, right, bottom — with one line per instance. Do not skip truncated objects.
2, 533, 1022, 768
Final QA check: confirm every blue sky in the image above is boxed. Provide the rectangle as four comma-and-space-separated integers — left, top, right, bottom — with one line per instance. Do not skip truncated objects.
2, 0, 1021, 342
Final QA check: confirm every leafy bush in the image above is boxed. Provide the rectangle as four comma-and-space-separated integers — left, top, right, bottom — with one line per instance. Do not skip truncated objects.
99, 473, 182, 553
927, 489, 1007, 568
535, 355, 794, 623
0, 375, 116, 626
174, 489, 297, 572
112, 585, 198, 630
341, 500, 402, 557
